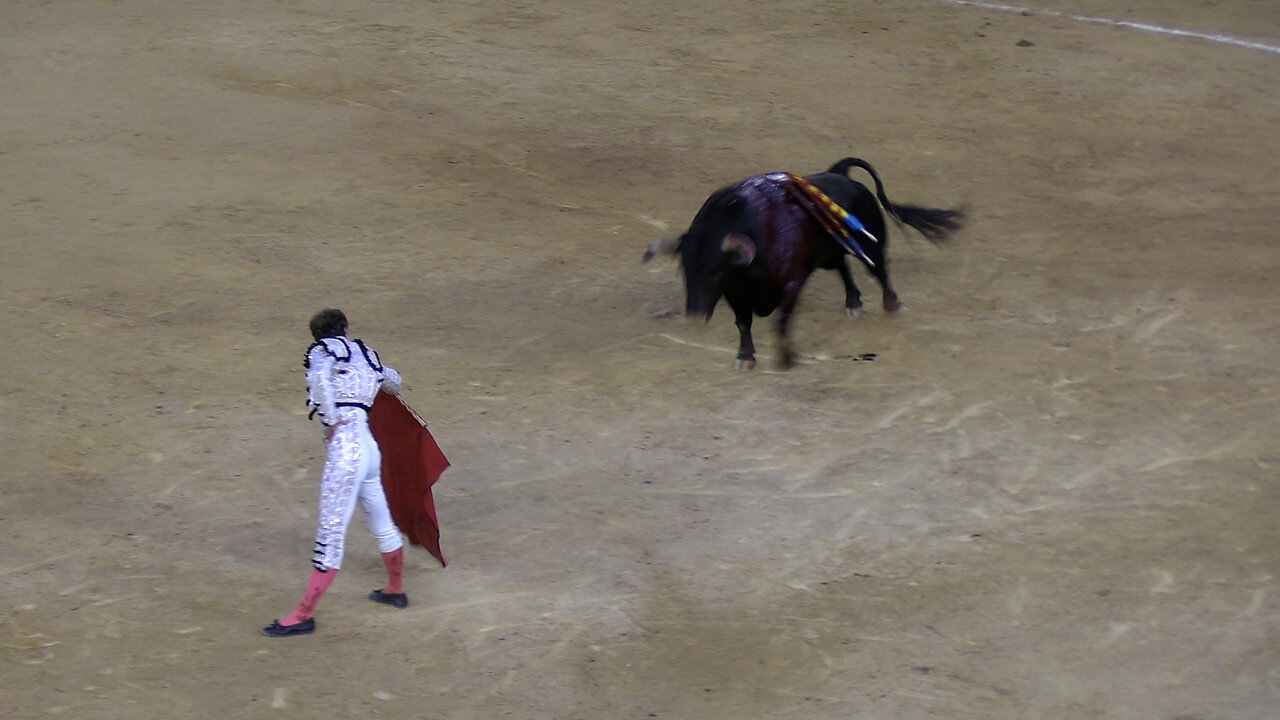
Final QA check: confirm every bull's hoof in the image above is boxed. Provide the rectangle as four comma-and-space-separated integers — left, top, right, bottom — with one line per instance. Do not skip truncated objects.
735, 358, 757, 370
883, 296, 902, 312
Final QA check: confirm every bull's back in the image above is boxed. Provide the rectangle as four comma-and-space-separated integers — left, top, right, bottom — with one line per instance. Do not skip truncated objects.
686, 184, 755, 240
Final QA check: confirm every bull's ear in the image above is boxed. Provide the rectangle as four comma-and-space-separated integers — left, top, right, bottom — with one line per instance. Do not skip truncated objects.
721, 233, 756, 265
643, 235, 682, 262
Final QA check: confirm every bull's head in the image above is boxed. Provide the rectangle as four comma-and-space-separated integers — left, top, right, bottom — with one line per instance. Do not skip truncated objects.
643, 232, 756, 322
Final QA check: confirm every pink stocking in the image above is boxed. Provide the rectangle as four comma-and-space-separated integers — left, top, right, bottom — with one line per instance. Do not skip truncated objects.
282, 568, 339, 625
381, 547, 404, 595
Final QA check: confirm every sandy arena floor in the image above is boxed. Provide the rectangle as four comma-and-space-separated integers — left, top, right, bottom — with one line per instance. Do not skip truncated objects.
3, 1, 1278, 718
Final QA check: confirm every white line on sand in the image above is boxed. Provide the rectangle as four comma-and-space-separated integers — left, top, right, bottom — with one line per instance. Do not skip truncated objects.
934, 0, 1280, 55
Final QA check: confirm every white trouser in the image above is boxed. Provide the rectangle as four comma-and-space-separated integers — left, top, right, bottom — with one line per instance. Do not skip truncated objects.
312, 420, 403, 570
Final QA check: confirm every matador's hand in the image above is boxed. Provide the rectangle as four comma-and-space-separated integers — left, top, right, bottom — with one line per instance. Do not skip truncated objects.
323, 420, 350, 443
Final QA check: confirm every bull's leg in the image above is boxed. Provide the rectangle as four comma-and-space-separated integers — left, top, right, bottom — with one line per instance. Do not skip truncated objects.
866, 259, 900, 312
775, 280, 805, 369
877, 267, 901, 312
732, 304, 757, 370
857, 212, 899, 312
835, 258, 864, 316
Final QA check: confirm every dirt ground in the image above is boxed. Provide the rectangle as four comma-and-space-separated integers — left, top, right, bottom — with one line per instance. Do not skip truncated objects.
3, 1, 1277, 718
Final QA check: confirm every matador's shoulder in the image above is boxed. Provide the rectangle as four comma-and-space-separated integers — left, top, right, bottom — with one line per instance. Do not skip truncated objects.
304, 337, 353, 368
352, 339, 384, 371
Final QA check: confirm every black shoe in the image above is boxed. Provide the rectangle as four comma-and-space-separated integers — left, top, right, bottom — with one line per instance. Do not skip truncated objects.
262, 618, 316, 637
369, 589, 409, 609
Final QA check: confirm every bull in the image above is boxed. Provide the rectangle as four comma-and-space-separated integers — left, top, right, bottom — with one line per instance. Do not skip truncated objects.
644, 157, 964, 369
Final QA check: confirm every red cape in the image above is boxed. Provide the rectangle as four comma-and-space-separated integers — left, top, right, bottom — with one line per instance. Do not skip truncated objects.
368, 391, 449, 566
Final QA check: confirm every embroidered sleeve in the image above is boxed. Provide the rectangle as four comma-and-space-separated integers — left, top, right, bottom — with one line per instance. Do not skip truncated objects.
380, 365, 402, 396
306, 345, 340, 426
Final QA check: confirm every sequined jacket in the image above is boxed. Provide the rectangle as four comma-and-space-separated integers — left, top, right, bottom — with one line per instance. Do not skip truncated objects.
304, 337, 402, 427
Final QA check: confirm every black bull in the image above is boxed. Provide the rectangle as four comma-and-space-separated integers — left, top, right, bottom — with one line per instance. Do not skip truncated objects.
644, 157, 964, 369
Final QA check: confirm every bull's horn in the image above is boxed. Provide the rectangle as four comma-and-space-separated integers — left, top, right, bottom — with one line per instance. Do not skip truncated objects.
643, 235, 682, 262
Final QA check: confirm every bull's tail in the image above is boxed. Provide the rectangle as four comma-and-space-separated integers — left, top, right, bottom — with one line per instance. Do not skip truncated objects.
826, 157, 965, 243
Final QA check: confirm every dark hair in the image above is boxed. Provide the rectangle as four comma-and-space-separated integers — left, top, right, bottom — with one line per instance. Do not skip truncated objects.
310, 309, 348, 340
